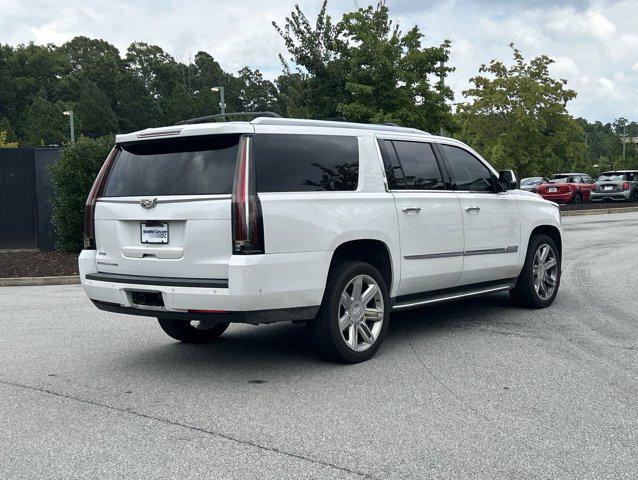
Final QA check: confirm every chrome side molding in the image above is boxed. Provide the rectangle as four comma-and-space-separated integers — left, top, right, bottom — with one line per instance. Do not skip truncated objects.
405, 245, 518, 260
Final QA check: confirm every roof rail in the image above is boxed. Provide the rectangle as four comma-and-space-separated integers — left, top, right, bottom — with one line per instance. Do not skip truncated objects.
176, 111, 281, 125
250, 117, 428, 135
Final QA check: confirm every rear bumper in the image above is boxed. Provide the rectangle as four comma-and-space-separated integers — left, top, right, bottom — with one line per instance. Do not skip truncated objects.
92, 300, 318, 324
79, 249, 329, 323
590, 191, 631, 202
539, 192, 573, 203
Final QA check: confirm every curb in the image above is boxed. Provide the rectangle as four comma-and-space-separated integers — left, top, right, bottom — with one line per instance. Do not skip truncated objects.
561, 206, 638, 217
0, 275, 80, 287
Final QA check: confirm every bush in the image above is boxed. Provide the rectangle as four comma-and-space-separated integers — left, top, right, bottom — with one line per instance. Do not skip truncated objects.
51, 135, 114, 252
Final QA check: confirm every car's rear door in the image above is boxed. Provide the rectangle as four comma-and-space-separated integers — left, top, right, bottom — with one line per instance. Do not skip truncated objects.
378, 138, 464, 295
438, 143, 521, 286
93, 133, 242, 280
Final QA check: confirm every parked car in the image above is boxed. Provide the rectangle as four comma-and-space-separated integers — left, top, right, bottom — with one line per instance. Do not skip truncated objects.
520, 177, 548, 193
79, 116, 562, 363
591, 171, 638, 202
536, 173, 595, 204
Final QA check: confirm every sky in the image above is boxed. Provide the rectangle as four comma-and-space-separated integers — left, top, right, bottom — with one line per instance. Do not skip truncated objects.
2, 0, 637, 122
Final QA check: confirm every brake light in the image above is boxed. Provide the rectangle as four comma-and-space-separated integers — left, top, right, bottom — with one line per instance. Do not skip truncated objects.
84, 147, 118, 249
231, 135, 264, 254
622, 182, 630, 190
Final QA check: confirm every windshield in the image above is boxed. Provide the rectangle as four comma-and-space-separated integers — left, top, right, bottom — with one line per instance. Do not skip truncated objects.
521, 177, 542, 186
597, 173, 624, 182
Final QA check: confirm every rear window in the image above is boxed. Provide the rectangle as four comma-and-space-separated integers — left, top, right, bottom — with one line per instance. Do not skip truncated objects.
598, 173, 625, 182
254, 134, 359, 192
103, 135, 239, 197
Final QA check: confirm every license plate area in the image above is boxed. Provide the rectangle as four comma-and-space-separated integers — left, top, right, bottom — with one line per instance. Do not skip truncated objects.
130, 290, 165, 307
604, 186, 613, 191
141, 221, 168, 244
548, 187, 558, 193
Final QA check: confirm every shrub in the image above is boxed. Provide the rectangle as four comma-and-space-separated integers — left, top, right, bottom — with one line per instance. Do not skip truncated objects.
51, 135, 114, 252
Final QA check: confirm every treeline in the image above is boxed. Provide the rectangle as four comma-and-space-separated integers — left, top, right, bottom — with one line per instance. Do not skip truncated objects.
1, 1, 636, 176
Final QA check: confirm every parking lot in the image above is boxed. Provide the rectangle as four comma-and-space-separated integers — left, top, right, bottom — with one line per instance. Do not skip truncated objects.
1, 212, 636, 479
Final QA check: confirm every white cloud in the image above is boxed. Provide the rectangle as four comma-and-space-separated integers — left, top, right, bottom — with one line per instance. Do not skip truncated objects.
0, 0, 637, 122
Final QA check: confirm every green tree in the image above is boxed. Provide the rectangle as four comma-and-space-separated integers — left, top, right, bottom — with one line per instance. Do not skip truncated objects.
456, 44, 589, 177
51, 135, 114, 252
75, 81, 119, 137
0, 130, 18, 147
24, 94, 69, 145
237, 67, 280, 112
274, 1, 454, 132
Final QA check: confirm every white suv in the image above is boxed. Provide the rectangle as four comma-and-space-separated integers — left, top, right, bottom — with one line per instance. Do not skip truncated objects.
79, 117, 562, 363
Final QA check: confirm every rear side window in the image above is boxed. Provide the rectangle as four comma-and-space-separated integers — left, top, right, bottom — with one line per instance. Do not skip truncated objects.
378, 140, 444, 190
254, 134, 359, 192
103, 135, 239, 197
440, 144, 493, 192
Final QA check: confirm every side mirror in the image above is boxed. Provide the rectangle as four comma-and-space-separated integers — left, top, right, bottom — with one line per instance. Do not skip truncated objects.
498, 170, 518, 190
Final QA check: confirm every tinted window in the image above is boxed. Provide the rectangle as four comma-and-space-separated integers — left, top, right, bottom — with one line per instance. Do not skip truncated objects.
378, 139, 404, 189
391, 141, 444, 190
254, 134, 359, 192
440, 144, 493, 192
103, 135, 239, 197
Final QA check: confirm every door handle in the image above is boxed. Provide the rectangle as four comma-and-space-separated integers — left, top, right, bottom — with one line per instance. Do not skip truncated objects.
465, 206, 480, 213
401, 206, 421, 214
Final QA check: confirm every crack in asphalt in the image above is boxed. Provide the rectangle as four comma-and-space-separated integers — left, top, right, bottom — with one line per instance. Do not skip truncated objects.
0, 378, 379, 480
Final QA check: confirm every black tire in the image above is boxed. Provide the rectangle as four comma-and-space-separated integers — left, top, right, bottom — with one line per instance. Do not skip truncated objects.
631, 189, 638, 202
571, 192, 583, 204
310, 261, 390, 363
510, 234, 561, 308
158, 318, 229, 343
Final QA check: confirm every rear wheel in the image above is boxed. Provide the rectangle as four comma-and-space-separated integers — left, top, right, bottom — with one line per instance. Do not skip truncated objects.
158, 318, 229, 343
510, 234, 561, 308
631, 189, 638, 202
310, 261, 390, 363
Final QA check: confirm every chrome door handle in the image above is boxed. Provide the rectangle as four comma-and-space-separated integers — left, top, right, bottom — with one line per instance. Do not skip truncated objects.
465, 206, 480, 213
401, 206, 421, 214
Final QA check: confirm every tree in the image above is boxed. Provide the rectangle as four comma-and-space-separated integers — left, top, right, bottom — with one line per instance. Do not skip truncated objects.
0, 130, 18, 147
23, 94, 69, 146
75, 81, 119, 137
51, 135, 114, 252
273, 1, 454, 132
456, 44, 589, 177
237, 67, 280, 112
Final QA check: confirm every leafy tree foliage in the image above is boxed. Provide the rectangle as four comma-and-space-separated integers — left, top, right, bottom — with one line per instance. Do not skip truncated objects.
50, 135, 114, 252
455, 44, 590, 178
274, 1, 455, 132
0, 130, 18, 147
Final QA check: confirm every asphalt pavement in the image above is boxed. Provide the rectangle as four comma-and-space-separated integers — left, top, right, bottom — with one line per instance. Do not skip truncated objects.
1, 212, 637, 479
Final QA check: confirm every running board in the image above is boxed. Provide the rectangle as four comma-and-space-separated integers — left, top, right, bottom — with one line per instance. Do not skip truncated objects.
392, 279, 516, 311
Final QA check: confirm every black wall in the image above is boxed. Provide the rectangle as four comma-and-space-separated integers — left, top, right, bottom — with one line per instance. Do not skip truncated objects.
0, 147, 60, 250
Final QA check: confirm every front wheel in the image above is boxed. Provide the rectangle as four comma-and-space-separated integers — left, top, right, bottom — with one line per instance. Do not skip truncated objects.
510, 234, 561, 308
310, 261, 390, 363
158, 318, 229, 343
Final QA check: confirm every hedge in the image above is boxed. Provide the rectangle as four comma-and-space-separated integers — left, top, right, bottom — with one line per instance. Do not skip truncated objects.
51, 135, 114, 252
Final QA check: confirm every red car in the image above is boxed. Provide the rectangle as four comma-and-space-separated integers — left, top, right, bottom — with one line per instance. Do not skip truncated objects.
536, 173, 595, 204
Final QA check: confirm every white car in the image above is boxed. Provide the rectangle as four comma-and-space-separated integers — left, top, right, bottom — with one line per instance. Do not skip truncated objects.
79, 117, 562, 363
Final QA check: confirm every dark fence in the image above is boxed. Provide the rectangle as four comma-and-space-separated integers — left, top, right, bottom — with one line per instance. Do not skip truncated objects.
0, 147, 60, 250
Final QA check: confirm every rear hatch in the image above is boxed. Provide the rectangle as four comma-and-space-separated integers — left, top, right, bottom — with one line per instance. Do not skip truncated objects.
596, 173, 626, 193
93, 134, 241, 280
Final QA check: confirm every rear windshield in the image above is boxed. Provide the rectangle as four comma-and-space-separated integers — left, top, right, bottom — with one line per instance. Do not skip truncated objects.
598, 173, 624, 182
254, 134, 359, 192
551, 176, 569, 183
103, 135, 239, 197
521, 177, 543, 185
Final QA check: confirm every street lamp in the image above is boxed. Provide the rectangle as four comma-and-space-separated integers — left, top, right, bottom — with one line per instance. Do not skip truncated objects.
210, 86, 226, 116
63, 110, 75, 143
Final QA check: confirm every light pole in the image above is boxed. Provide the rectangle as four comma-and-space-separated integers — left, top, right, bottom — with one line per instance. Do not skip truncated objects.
211, 86, 226, 116
63, 110, 75, 143
622, 123, 627, 163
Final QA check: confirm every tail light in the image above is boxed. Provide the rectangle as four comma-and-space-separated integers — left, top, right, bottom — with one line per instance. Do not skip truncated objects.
84, 147, 118, 249
232, 135, 264, 254
622, 182, 630, 191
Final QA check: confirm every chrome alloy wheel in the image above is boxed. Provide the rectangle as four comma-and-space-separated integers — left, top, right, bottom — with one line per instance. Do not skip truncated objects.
338, 274, 385, 352
532, 243, 558, 301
